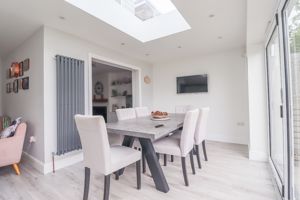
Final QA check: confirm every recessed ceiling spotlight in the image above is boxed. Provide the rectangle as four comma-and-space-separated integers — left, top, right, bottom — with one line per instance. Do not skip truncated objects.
209, 14, 215, 18
218, 36, 223, 39
177, 45, 182, 49
59, 16, 65, 20
121, 42, 125, 46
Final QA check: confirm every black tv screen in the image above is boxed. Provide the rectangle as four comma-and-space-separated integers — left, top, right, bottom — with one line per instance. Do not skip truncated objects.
177, 75, 208, 94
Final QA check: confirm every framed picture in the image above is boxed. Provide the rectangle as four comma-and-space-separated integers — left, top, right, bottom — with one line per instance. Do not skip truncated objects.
6, 83, 11, 93
8, 69, 12, 79
23, 59, 30, 71
19, 62, 24, 76
13, 80, 18, 93
22, 77, 29, 90
18, 79, 22, 89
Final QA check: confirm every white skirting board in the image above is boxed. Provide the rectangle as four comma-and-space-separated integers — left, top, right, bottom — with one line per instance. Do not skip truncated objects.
22, 150, 83, 174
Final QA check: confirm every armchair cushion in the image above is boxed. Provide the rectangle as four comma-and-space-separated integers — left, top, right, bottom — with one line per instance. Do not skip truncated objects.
0, 117, 22, 139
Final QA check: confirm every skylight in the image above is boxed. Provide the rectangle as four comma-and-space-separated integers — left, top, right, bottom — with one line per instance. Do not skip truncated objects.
65, 0, 191, 42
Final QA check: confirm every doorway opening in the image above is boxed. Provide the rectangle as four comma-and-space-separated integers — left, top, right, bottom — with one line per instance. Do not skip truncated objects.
89, 55, 141, 122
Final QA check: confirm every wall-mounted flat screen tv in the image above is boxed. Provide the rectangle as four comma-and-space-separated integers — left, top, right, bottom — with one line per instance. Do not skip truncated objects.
177, 74, 208, 94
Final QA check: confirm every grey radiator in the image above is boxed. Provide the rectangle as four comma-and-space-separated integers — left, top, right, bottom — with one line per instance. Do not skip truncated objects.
56, 55, 84, 155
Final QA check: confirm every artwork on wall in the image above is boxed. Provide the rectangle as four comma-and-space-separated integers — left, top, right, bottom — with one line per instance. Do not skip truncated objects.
23, 59, 30, 71
6, 83, 11, 93
19, 61, 24, 76
22, 77, 29, 90
6, 59, 30, 94
18, 79, 22, 89
13, 80, 18, 93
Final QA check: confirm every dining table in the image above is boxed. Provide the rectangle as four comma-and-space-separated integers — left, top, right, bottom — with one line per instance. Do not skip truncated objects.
106, 113, 185, 193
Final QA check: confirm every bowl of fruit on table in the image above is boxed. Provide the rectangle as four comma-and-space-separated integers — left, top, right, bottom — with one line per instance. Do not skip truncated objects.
151, 111, 170, 121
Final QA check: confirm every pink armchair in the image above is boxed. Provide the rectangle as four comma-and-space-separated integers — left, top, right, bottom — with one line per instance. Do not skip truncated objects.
0, 123, 27, 175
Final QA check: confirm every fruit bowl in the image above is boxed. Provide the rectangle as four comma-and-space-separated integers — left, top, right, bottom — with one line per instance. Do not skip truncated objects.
151, 111, 169, 119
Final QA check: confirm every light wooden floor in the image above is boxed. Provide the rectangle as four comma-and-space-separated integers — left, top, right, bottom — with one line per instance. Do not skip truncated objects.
0, 141, 277, 200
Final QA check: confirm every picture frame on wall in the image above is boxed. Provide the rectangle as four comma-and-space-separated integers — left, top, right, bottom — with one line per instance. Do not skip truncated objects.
7, 69, 12, 79
22, 77, 29, 90
19, 61, 24, 76
18, 79, 22, 89
13, 80, 18, 93
6, 83, 11, 93
23, 59, 30, 71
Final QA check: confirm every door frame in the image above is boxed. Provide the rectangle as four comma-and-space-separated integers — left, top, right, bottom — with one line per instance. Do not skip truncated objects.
87, 53, 142, 115
280, 0, 297, 199
265, 13, 290, 199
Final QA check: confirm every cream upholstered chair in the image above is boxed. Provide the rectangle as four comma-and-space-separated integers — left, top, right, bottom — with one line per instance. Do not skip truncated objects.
116, 108, 136, 120
0, 123, 27, 175
74, 115, 141, 200
135, 107, 150, 117
116, 108, 148, 173
108, 108, 136, 146
171, 107, 210, 169
175, 105, 195, 114
194, 107, 210, 168
153, 109, 199, 186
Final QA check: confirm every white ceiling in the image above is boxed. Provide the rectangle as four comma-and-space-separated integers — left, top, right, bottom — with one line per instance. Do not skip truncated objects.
0, 0, 246, 63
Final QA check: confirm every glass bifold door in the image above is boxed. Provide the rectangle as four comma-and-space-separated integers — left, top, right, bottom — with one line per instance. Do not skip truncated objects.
266, 0, 300, 199
266, 20, 286, 197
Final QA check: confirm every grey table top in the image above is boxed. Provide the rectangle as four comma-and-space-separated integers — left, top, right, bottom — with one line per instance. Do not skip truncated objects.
106, 114, 185, 141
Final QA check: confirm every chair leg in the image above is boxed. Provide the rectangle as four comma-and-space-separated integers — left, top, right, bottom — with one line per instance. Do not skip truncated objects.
202, 140, 208, 161
114, 171, 119, 180
163, 154, 167, 166
171, 155, 174, 162
189, 151, 196, 175
136, 160, 141, 190
181, 157, 189, 186
12, 163, 20, 175
195, 145, 202, 169
83, 167, 90, 200
103, 175, 110, 200
142, 151, 146, 173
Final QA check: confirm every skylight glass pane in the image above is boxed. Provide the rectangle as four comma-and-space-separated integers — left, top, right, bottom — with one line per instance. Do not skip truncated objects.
65, 0, 191, 42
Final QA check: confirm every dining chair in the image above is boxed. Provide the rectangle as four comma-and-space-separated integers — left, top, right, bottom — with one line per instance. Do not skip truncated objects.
116, 108, 136, 120
74, 115, 141, 200
115, 108, 147, 173
108, 108, 137, 146
175, 105, 194, 114
194, 107, 210, 167
153, 109, 199, 186
171, 107, 210, 169
135, 107, 150, 117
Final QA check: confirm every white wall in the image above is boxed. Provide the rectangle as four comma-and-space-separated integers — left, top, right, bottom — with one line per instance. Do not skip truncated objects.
247, 44, 269, 161
1, 28, 45, 162
43, 26, 153, 172
153, 49, 249, 145
0, 57, 2, 115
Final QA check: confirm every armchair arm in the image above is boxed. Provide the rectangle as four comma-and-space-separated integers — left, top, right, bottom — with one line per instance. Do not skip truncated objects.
0, 123, 27, 167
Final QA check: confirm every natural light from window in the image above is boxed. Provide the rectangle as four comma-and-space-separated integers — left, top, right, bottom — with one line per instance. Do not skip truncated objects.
64, 0, 191, 42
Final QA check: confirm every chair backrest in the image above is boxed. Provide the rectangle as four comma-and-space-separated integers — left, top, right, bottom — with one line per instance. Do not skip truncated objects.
135, 107, 150, 117
180, 109, 199, 156
74, 115, 110, 174
194, 107, 210, 145
116, 108, 136, 121
175, 105, 195, 114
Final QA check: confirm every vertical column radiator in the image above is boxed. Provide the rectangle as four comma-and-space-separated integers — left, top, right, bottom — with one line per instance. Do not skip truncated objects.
56, 55, 84, 155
